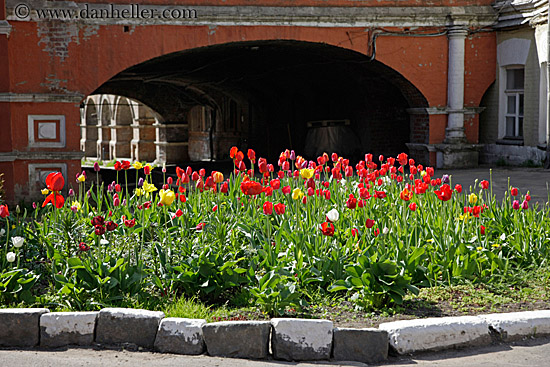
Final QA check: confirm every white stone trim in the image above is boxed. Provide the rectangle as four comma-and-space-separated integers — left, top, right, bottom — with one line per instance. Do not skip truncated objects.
0, 93, 83, 103
28, 115, 66, 148
5, 1, 497, 27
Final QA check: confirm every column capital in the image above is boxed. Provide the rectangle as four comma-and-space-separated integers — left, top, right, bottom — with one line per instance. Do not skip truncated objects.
446, 25, 468, 38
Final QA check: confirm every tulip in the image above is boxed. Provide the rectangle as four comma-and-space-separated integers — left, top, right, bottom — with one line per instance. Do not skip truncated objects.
93, 162, 100, 172
320, 221, 335, 236
167, 177, 173, 185
434, 184, 452, 201
512, 200, 520, 210
79, 242, 91, 252
480, 180, 489, 189
106, 221, 118, 231
300, 168, 314, 179
409, 202, 417, 211
0, 204, 9, 218
6, 251, 16, 263
521, 200, 529, 210
510, 187, 518, 196
469, 193, 478, 204
159, 189, 176, 206
213, 171, 224, 184
241, 181, 263, 196
220, 182, 229, 194
326, 208, 339, 222
144, 165, 151, 175
274, 203, 286, 215
11, 236, 25, 248
133, 161, 143, 170
455, 184, 462, 193
113, 193, 120, 207
292, 188, 304, 200
138, 178, 144, 187
480, 225, 486, 235
263, 201, 273, 215
282, 186, 291, 195
366, 218, 375, 229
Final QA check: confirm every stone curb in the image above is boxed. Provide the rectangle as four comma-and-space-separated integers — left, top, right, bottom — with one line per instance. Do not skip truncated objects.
1, 308, 550, 362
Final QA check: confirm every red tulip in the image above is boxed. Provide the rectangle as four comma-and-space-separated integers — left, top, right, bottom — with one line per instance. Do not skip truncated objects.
240, 181, 263, 196
512, 200, 520, 210
526, 194, 531, 202
480, 225, 485, 235
263, 201, 273, 215
248, 149, 256, 162
0, 205, 8, 218
124, 218, 136, 228
95, 225, 106, 236
106, 221, 118, 231
282, 186, 291, 195
397, 152, 408, 166
351, 228, 359, 237
480, 180, 489, 189
511, 187, 518, 196
46, 172, 64, 192
455, 184, 462, 193
274, 203, 286, 215
365, 218, 375, 229
426, 167, 434, 177
114, 161, 122, 171
220, 182, 229, 194
113, 193, 120, 207
230, 146, 238, 159
434, 184, 452, 201
79, 242, 90, 252
144, 165, 151, 175
409, 202, 417, 211
373, 228, 380, 237
346, 194, 357, 209
320, 221, 335, 236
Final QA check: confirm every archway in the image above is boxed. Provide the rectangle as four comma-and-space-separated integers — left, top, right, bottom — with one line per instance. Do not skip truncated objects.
92, 40, 429, 163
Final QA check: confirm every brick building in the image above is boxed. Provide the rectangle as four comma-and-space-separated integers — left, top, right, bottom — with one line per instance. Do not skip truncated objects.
0, 0, 547, 203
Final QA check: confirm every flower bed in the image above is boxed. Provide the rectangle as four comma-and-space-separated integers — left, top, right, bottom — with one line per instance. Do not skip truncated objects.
0, 149, 544, 315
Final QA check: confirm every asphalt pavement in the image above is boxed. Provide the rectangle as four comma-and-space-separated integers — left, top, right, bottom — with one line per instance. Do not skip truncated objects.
2, 337, 550, 367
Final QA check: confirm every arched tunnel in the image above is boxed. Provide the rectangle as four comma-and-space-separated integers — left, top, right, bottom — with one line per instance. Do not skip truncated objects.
92, 40, 429, 164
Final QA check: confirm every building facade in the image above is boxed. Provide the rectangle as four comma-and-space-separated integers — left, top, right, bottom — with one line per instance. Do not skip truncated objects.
0, 0, 546, 203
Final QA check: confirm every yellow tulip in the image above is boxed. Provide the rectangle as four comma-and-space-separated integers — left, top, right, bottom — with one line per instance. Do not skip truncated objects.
143, 181, 157, 194
41, 188, 49, 195
77, 174, 86, 182
133, 161, 143, 170
469, 193, 478, 204
135, 188, 144, 197
159, 189, 176, 206
292, 188, 304, 200
71, 201, 81, 211
300, 168, 314, 179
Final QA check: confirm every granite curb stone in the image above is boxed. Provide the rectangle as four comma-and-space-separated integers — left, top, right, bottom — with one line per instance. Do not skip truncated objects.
271, 318, 333, 361
154, 318, 206, 355
95, 308, 165, 349
333, 327, 388, 363
0, 308, 50, 347
40, 311, 98, 347
203, 321, 271, 359
379, 316, 491, 354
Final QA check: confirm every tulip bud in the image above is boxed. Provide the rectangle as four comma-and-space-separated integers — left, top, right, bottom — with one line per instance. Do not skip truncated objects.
93, 162, 100, 172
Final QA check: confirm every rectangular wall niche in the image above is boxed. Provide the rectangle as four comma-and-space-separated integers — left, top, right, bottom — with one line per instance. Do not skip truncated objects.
28, 163, 68, 194
28, 115, 66, 148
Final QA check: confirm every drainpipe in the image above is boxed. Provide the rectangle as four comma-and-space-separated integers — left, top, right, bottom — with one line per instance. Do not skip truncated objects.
546, 2, 550, 168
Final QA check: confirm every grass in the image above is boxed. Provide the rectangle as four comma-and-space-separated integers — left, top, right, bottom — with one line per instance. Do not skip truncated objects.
152, 265, 550, 326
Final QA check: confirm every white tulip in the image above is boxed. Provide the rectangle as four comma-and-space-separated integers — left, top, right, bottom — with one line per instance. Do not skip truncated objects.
0, 228, 5, 236
6, 251, 16, 263
383, 227, 390, 235
11, 236, 25, 248
326, 209, 339, 222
